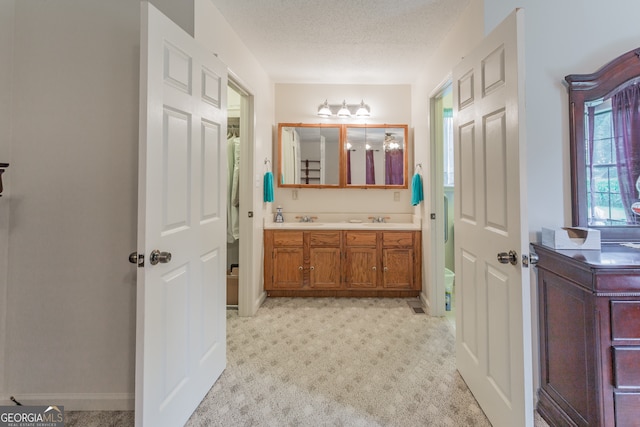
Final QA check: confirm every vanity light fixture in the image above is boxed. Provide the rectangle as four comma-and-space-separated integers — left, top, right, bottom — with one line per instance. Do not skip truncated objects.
337, 100, 351, 118
316, 100, 371, 118
355, 100, 371, 118
317, 100, 332, 118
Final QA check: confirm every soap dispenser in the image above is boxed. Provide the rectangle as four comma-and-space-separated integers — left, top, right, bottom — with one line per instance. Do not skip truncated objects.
275, 206, 284, 223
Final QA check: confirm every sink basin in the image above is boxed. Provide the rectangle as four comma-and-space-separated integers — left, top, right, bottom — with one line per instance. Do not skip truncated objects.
361, 222, 403, 227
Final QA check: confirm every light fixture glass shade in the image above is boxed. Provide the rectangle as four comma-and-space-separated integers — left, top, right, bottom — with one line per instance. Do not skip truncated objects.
355, 100, 370, 117
337, 100, 351, 118
317, 100, 332, 118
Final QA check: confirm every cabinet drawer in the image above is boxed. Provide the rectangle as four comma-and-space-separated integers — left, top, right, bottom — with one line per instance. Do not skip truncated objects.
612, 301, 640, 340
272, 231, 304, 246
309, 231, 340, 246
382, 231, 414, 247
613, 346, 640, 388
345, 231, 377, 246
614, 392, 640, 426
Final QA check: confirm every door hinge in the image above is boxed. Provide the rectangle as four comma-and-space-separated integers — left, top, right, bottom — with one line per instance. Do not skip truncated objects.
430, 213, 436, 220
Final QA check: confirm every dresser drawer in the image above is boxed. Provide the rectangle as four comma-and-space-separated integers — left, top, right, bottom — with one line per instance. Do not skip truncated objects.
382, 231, 414, 247
613, 346, 640, 388
614, 392, 640, 426
611, 301, 640, 340
345, 231, 377, 246
309, 231, 340, 246
272, 231, 303, 246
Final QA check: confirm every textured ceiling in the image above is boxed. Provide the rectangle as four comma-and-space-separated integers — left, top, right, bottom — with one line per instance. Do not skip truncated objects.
209, 0, 470, 84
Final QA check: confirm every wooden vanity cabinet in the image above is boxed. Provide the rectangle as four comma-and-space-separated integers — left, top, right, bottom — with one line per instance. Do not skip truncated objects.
344, 231, 378, 289
533, 243, 640, 427
264, 230, 341, 290
308, 232, 342, 289
264, 229, 421, 297
381, 231, 416, 289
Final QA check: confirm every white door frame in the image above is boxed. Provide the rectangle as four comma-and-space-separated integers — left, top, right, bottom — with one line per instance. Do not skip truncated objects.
227, 72, 256, 317
429, 76, 452, 318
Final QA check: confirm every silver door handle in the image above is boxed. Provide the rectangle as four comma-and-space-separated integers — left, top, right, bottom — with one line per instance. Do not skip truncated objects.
497, 250, 518, 265
150, 249, 172, 265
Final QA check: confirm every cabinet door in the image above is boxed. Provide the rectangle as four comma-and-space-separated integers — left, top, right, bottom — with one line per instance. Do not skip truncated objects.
345, 247, 377, 288
383, 248, 413, 289
272, 247, 304, 288
310, 247, 341, 289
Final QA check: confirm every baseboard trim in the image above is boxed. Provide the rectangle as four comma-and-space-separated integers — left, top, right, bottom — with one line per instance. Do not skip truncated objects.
0, 393, 134, 411
420, 292, 430, 314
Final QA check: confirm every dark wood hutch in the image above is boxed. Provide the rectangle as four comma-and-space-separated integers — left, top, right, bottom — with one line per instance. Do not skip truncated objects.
535, 47, 640, 427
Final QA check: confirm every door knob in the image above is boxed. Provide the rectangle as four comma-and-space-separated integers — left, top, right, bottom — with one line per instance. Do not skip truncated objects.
497, 250, 518, 265
150, 249, 172, 265
129, 252, 138, 264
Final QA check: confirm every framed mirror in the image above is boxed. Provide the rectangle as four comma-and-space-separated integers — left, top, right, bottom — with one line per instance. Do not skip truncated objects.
345, 125, 408, 188
278, 124, 342, 187
566, 47, 640, 241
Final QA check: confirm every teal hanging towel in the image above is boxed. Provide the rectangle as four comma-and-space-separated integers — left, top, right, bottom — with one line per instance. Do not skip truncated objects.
263, 158, 274, 202
411, 170, 423, 206
263, 171, 274, 202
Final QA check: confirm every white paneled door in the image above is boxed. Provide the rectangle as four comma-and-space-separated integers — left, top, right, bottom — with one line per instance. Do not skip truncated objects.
453, 9, 533, 427
135, 3, 228, 426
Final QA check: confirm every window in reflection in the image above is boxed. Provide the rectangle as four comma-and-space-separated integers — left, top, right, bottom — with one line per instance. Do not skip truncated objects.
585, 82, 640, 226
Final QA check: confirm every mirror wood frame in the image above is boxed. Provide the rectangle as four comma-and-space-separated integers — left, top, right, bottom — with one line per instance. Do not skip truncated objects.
277, 123, 409, 189
566, 47, 640, 241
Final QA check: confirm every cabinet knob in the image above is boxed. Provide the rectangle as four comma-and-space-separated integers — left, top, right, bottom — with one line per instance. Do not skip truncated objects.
372, 266, 376, 271
310, 266, 315, 271
384, 266, 388, 272
298, 266, 303, 270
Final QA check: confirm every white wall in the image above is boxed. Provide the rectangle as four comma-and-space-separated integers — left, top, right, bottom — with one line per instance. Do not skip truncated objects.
0, 0, 16, 400
274, 83, 413, 214
1, 0, 140, 409
194, 0, 275, 316
411, 0, 484, 310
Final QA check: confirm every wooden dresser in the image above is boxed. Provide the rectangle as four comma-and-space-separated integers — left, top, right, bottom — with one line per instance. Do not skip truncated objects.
533, 243, 640, 427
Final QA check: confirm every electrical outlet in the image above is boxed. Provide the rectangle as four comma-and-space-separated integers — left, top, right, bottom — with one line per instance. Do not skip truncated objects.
292, 190, 298, 200
394, 191, 400, 201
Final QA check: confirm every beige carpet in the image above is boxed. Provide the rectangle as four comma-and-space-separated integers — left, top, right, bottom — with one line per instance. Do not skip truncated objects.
66, 297, 550, 426
186, 297, 489, 426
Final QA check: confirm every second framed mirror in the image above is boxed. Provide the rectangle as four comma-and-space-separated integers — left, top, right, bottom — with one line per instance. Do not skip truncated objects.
345, 124, 408, 188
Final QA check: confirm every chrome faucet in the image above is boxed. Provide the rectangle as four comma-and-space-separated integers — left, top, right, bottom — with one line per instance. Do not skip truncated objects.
295, 215, 317, 223
368, 216, 390, 223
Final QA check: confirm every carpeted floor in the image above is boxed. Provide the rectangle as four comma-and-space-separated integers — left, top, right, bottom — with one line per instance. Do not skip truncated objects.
66, 297, 550, 426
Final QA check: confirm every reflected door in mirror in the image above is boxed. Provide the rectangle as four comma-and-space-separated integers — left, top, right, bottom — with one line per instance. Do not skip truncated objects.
279, 124, 341, 186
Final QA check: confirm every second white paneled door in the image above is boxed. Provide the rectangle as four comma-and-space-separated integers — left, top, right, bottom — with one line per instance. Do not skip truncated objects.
453, 9, 533, 427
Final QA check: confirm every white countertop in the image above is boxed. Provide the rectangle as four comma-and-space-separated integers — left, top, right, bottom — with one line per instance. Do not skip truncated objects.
264, 221, 420, 231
